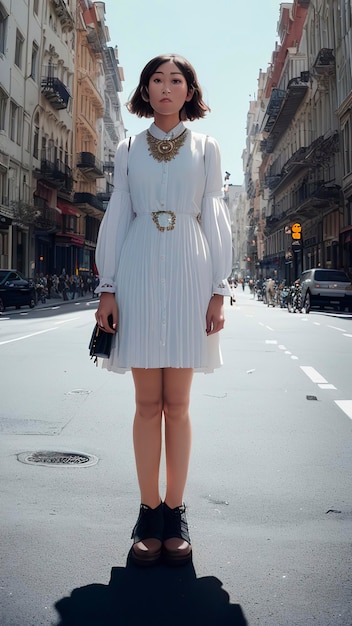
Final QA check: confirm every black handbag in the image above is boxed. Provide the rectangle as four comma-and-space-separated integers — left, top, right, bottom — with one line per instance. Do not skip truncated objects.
89, 315, 114, 364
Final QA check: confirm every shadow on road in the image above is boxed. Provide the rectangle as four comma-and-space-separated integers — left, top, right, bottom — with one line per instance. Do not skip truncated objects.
54, 550, 248, 625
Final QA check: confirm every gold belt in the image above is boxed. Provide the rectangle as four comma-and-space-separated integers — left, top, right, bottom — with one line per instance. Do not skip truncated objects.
151, 210, 176, 232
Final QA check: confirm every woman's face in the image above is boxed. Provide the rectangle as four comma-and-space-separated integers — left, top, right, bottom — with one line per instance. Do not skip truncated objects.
148, 61, 193, 125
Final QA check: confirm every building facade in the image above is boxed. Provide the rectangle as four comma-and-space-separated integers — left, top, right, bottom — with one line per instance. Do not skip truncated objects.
0, 0, 124, 278
0, 0, 44, 274
244, 0, 352, 282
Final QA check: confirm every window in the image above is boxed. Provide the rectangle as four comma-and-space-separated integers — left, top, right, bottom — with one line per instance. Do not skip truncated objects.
0, 87, 7, 130
14, 29, 24, 69
9, 101, 18, 141
16, 106, 23, 144
31, 42, 39, 80
33, 123, 39, 159
0, 4, 8, 55
33, 0, 39, 15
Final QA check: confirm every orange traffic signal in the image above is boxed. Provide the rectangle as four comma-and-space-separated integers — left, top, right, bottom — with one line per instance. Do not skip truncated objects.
291, 223, 302, 240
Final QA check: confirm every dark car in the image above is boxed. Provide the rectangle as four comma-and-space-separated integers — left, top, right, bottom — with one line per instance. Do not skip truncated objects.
0, 269, 36, 313
300, 268, 352, 313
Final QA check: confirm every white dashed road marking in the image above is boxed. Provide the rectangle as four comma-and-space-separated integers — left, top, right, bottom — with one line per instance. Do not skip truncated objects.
328, 325, 347, 332
300, 366, 328, 384
335, 401, 352, 420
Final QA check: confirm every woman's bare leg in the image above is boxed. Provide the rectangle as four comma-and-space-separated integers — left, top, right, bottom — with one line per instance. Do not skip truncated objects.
162, 368, 193, 508
132, 368, 163, 509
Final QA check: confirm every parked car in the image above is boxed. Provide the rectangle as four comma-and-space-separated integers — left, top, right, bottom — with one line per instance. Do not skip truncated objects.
0, 269, 36, 313
299, 268, 352, 313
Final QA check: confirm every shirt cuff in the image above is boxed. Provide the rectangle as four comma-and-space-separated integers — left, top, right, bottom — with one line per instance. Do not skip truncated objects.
94, 279, 116, 294
212, 280, 232, 297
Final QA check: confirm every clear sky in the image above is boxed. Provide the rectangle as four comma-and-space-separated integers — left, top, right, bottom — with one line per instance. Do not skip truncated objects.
103, 0, 283, 185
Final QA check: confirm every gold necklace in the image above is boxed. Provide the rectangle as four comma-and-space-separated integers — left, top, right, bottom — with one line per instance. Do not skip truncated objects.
146, 129, 188, 163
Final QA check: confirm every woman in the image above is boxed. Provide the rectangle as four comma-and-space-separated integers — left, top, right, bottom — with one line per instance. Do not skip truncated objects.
94, 54, 232, 566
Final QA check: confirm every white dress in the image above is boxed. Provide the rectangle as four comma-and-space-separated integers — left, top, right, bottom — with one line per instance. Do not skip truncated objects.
95, 121, 232, 374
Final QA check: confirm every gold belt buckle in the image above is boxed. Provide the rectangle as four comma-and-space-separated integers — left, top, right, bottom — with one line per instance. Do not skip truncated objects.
152, 210, 176, 232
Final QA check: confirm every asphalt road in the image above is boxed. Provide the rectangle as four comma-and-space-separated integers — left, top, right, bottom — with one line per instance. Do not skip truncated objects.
0, 289, 351, 626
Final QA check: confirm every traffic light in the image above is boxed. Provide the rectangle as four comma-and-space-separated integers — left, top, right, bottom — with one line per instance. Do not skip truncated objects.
291, 223, 302, 240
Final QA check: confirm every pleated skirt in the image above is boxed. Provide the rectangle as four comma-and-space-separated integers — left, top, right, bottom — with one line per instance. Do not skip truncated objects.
102, 213, 222, 373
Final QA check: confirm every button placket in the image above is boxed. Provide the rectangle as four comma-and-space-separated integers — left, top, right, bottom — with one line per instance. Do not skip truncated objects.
159, 161, 168, 348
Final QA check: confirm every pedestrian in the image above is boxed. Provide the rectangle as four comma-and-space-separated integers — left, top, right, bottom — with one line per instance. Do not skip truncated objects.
46, 274, 53, 299
266, 276, 275, 305
94, 53, 232, 566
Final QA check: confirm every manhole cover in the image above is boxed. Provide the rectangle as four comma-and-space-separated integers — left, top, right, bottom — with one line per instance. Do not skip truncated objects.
17, 451, 98, 467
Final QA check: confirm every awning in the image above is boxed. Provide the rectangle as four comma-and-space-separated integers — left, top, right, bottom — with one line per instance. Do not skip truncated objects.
56, 232, 85, 247
340, 226, 352, 246
56, 200, 80, 217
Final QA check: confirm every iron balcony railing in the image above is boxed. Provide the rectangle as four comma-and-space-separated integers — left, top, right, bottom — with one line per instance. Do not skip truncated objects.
41, 69, 70, 110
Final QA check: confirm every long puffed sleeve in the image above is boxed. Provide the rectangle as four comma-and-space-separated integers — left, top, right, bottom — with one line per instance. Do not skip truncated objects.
201, 137, 233, 296
95, 139, 134, 294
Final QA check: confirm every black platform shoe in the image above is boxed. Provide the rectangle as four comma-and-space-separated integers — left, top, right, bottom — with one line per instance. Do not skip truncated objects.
163, 503, 192, 565
131, 502, 163, 566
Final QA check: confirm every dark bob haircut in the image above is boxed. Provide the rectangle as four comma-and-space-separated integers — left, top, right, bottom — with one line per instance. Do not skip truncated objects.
126, 54, 210, 121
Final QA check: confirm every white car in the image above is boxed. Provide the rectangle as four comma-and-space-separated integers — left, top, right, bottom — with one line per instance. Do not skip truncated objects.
300, 268, 352, 313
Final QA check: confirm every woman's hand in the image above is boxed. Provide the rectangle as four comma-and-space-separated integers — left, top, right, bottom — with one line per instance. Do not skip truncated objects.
95, 292, 118, 334
206, 294, 225, 335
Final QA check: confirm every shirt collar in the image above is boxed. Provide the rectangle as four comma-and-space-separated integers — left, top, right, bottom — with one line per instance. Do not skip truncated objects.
148, 121, 185, 140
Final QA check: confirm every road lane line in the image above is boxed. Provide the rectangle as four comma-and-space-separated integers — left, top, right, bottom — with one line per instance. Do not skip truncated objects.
55, 317, 80, 324
328, 325, 347, 332
335, 400, 352, 420
0, 327, 57, 345
265, 340, 277, 344
300, 366, 328, 384
343, 334, 352, 338
318, 383, 337, 390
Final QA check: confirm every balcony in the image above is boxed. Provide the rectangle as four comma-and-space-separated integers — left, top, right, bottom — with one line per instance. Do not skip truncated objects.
86, 26, 102, 54
263, 75, 309, 153
97, 192, 112, 203
294, 181, 342, 218
74, 192, 104, 216
41, 73, 70, 110
33, 199, 58, 231
300, 182, 341, 206
34, 155, 67, 188
263, 89, 286, 133
313, 48, 335, 76
52, 0, 74, 31
265, 175, 282, 191
303, 132, 339, 167
76, 152, 104, 179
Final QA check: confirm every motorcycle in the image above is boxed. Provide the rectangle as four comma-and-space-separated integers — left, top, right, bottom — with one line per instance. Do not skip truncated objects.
287, 281, 302, 313
279, 286, 290, 308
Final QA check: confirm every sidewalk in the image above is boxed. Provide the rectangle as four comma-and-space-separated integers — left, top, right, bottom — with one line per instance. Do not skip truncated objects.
35, 291, 98, 309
